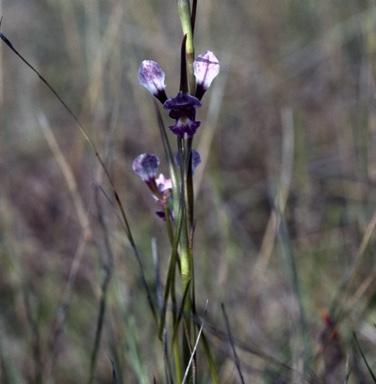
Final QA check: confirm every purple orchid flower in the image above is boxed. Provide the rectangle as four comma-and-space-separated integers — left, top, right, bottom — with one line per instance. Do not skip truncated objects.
163, 91, 201, 139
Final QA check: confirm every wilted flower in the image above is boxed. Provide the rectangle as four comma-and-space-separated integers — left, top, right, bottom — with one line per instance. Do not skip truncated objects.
163, 91, 201, 139
194, 51, 220, 100
138, 60, 168, 103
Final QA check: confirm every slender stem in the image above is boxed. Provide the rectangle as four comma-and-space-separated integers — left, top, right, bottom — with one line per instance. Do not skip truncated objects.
177, 3, 198, 380
176, 137, 194, 378
178, 140, 192, 306
177, 0, 195, 94
171, 266, 181, 383
185, 138, 194, 228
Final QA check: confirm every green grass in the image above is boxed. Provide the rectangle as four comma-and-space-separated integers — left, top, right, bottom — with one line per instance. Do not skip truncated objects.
1, 0, 376, 382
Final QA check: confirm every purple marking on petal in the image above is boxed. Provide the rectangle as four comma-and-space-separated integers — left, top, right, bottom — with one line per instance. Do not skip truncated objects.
194, 51, 220, 94
138, 60, 167, 102
132, 153, 160, 181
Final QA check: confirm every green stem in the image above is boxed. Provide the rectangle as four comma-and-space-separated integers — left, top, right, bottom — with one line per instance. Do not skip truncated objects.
177, 0, 195, 94
176, 137, 194, 378
177, 3, 198, 379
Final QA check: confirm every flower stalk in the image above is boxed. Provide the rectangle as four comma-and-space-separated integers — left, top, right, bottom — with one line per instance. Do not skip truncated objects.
133, 2, 219, 380
177, 0, 195, 95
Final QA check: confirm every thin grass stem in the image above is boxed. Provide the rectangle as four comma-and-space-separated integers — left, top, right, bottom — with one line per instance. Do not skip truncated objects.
221, 303, 245, 384
87, 266, 111, 384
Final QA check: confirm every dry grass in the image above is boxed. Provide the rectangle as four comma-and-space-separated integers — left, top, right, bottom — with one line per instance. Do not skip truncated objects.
1, 0, 376, 383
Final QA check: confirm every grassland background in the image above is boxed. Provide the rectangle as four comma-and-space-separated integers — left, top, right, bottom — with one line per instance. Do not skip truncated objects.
1, 0, 376, 383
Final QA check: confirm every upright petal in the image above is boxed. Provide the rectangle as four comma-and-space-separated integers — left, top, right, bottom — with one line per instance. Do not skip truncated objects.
132, 153, 160, 182
138, 60, 168, 103
194, 51, 220, 100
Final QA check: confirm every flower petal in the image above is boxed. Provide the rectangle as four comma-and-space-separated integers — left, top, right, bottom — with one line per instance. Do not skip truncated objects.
138, 60, 167, 103
194, 51, 220, 99
156, 173, 172, 193
169, 118, 201, 139
132, 153, 160, 181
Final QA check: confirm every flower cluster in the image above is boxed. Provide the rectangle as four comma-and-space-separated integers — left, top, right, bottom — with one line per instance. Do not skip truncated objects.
134, 51, 218, 219
138, 51, 219, 139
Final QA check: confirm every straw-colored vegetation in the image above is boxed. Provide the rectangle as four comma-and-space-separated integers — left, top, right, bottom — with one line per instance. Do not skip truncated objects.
1, 0, 376, 383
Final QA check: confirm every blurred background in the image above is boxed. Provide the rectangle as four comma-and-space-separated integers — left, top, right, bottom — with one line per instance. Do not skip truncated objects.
1, 0, 376, 382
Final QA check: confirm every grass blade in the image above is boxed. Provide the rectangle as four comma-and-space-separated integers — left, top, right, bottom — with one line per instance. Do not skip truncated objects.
221, 303, 245, 384
353, 332, 376, 382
